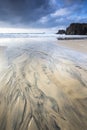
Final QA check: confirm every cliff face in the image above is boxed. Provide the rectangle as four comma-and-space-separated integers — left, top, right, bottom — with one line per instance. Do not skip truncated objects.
66, 23, 87, 35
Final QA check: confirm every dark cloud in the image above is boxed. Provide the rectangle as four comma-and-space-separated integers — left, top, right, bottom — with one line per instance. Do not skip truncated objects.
0, 0, 55, 27
0, 0, 87, 28
63, 0, 85, 4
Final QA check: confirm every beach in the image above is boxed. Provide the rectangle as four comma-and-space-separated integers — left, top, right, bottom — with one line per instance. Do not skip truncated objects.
0, 0, 87, 129
57, 39, 87, 54
0, 37, 87, 130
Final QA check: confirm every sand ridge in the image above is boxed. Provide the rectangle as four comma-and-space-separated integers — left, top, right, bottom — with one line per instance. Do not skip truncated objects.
0, 41, 87, 130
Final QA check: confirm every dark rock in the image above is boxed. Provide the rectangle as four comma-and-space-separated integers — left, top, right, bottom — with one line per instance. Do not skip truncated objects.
56, 29, 66, 34
66, 23, 87, 35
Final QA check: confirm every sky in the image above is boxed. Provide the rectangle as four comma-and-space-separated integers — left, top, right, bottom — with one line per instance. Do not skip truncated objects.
0, 0, 87, 33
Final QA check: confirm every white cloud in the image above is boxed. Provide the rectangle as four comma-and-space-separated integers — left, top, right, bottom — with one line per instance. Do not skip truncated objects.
39, 16, 49, 24
50, 0, 56, 5
0, 28, 48, 33
55, 17, 64, 22
50, 8, 70, 17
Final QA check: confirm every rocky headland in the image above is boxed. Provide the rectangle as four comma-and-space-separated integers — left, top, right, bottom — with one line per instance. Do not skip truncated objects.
57, 23, 87, 35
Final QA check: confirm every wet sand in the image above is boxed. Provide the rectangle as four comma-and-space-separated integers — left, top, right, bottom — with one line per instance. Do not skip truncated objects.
0, 46, 8, 71
0, 38, 87, 130
57, 39, 87, 54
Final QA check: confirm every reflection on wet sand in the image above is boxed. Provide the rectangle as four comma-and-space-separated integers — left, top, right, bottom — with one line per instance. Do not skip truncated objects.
0, 39, 87, 130
0, 46, 8, 72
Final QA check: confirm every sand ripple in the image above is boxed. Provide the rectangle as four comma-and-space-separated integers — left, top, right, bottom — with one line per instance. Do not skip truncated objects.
0, 42, 87, 130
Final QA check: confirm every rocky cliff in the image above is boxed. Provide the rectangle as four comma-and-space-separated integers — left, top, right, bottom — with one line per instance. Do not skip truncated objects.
66, 23, 87, 35
57, 23, 87, 35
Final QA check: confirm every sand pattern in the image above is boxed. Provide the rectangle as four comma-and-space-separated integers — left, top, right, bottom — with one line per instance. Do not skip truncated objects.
0, 41, 87, 130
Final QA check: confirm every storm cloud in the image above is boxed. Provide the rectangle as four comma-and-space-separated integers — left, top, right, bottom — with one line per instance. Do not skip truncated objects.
0, 0, 55, 26
0, 0, 87, 28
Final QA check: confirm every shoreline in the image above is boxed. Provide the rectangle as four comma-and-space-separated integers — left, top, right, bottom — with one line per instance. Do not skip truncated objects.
57, 37, 87, 40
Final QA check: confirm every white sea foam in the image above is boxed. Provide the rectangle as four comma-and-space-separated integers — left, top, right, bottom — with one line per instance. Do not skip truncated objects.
0, 33, 87, 39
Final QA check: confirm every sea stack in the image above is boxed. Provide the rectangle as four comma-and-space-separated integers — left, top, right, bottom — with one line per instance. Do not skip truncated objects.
56, 30, 66, 34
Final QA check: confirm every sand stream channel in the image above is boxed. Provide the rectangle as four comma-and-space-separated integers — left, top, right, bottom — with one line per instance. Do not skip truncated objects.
0, 38, 87, 130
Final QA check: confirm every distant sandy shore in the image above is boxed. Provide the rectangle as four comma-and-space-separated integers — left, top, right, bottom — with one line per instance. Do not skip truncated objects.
57, 39, 87, 54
